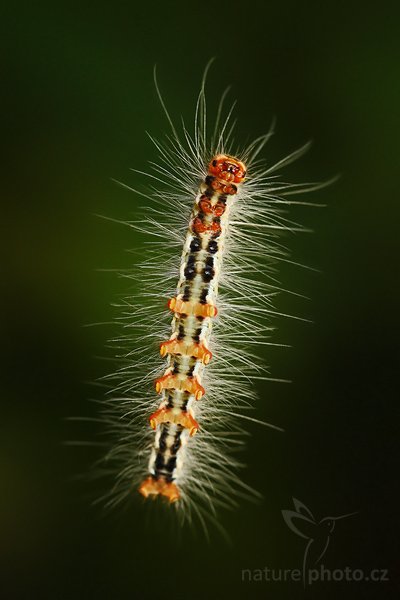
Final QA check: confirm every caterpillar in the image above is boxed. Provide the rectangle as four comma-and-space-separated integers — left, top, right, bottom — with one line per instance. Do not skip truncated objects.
138, 152, 247, 504
98, 63, 320, 529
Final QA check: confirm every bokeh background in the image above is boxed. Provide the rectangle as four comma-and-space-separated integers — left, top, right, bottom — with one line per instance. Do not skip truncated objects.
2, 2, 399, 599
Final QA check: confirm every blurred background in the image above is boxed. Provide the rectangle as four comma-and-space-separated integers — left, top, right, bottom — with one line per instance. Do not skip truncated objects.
2, 1, 399, 598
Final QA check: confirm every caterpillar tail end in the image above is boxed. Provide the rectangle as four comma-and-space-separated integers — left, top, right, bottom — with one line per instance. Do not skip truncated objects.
139, 476, 180, 503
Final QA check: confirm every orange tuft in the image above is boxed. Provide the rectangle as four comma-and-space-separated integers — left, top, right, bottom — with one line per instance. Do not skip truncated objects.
167, 297, 218, 318
198, 196, 226, 216
192, 216, 222, 235
148, 406, 199, 435
159, 338, 212, 364
154, 373, 205, 398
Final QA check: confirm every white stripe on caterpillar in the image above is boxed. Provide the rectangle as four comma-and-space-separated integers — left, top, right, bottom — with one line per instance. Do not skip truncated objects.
99, 63, 322, 526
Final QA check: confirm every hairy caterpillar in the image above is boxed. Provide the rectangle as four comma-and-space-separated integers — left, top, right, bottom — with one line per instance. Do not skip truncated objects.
98, 64, 320, 528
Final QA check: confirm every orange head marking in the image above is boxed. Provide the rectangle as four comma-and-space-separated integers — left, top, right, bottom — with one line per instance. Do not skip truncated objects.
208, 155, 246, 184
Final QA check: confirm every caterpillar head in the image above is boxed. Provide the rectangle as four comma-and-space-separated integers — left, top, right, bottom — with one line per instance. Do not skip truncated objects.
208, 154, 247, 184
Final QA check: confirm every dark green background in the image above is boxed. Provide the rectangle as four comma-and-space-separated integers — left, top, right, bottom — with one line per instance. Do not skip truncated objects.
2, 2, 399, 599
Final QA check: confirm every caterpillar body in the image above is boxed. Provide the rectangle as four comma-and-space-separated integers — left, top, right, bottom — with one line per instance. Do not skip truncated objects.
139, 154, 246, 503
99, 65, 318, 527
